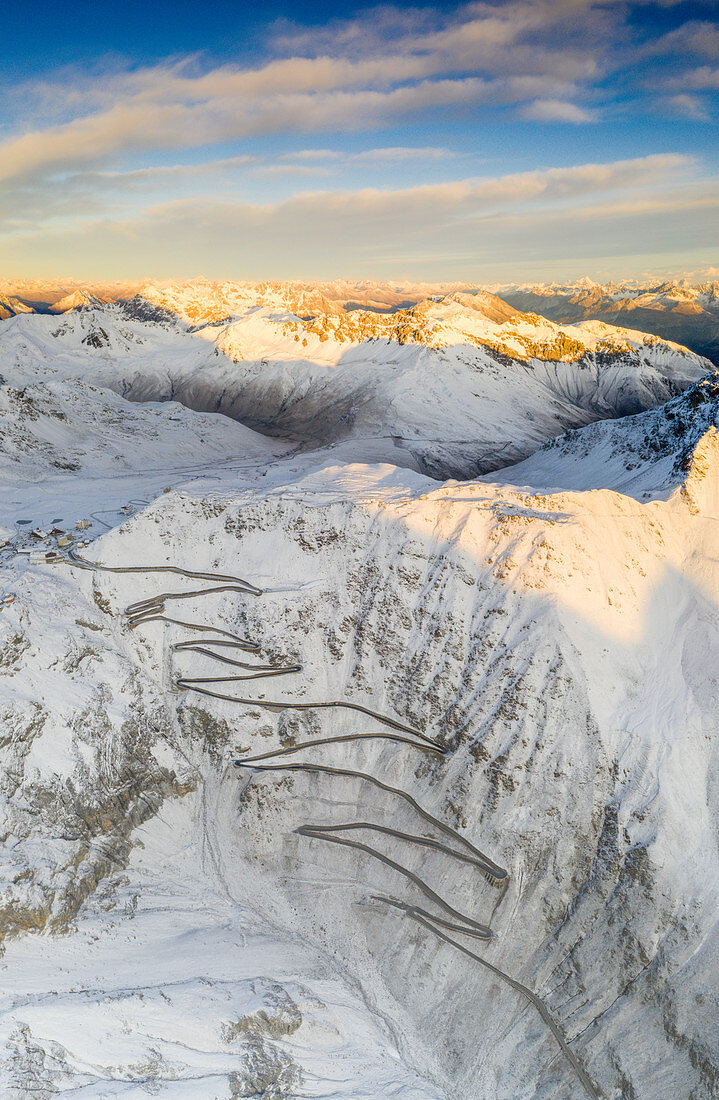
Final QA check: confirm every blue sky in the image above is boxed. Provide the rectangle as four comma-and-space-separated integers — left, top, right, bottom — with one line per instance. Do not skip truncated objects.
1, 0, 717, 282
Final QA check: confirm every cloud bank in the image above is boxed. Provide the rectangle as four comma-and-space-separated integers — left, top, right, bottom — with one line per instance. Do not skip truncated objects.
0, 0, 716, 279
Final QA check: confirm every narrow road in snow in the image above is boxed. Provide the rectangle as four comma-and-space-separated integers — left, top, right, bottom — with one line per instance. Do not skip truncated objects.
233, 758, 508, 886
68, 549, 263, 594
58, 547, 597, 1100
294, 824, 494, 941
382, 899, 600, 1100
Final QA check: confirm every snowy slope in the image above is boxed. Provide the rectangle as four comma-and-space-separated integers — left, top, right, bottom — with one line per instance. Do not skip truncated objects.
0, 330, 439, 1096
0, 352, 282, 485
492, 370, 719, 499
0, 796, 438, 1098
1, 300, 709, 481
0, 309, 286, 494
0, 310, 291, 561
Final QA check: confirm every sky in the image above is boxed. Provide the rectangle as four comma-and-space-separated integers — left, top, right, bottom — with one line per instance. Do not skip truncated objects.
1, 0, 717, 284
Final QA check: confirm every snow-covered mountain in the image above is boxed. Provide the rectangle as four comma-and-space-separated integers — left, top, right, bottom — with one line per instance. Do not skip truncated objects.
0, 296, 34, 321
0, 340, 436, 1097
495, 279, 719, 366
1, 317, 718, 1095
0, 351, 281, 487
491, 369, 719, 500
48, 289, 109, 314
0, 295, 709, 480
134, 278, 519, 326
200, 298, 708, 477
3, 273, 716, 368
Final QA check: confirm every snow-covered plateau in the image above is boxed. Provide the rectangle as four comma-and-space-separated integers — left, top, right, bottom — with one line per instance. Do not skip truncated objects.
0, 287, 718, 1098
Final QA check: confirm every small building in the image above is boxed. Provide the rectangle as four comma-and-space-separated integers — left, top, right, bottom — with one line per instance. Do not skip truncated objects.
30, 551, 61, 564
75, 519, 91, 530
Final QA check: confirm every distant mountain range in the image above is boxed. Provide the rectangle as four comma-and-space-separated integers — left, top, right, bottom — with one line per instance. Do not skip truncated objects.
2, 275, 716, 365
0, 278, 482, 320
492, 278, 719, 365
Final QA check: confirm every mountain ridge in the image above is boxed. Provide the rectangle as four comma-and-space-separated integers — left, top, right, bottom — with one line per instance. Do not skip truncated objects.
1, 299, 710, 481
494, 278, 719, 365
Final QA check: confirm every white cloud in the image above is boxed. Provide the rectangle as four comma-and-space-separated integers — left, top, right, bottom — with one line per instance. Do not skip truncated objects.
0, 0, 715, 278
522, 98, 595, 123
0, 0, 688, 188
2, 152, 694, 243
648, 20, 719, 60
683, 66, 719, 91
273, 1, 604, 81
0, 145, 461, 229
0, 76, 511, 186
662, 93, 710, 120
254, 154, 691, 221
3, 157, 714, 284
349, 146, 452, 163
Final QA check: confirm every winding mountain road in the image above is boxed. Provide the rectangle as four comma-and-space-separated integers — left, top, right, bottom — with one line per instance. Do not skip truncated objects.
128, 614, 260, 650
58, 546, 597, 1099
295, 824, 494, 941
68, 549, 262, 594
379, 898, 600, 1100
233, 758, 508, 886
